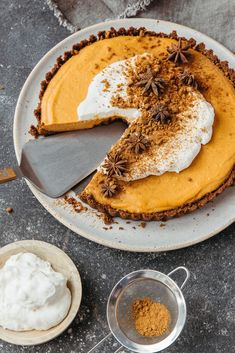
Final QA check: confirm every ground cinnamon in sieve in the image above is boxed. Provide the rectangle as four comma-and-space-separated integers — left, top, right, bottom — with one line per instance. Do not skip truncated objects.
132, 297, 171, 337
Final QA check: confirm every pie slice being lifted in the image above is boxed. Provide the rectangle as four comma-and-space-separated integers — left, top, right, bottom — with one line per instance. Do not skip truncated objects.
31, 27, 235, 221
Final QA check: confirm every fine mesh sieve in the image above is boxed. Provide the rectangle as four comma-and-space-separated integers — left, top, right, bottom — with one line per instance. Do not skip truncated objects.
88, 266, 190, 353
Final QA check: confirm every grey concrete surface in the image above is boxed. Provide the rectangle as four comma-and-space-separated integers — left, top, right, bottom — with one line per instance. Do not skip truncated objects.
54, 0, 235, 52
0, 1, 234, 352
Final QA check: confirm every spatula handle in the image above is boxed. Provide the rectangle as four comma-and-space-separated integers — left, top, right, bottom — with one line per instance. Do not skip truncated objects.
0, 168, 17, 184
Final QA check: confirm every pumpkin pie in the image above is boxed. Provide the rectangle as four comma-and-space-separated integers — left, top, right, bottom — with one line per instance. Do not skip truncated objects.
31, 27, 235, 221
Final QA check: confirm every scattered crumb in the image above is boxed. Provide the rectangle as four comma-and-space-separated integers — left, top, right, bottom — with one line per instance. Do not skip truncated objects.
5, 207, 13, 213
207, 213, 210, 216
160, 223, 166, 227
102, 213, 113, 225
103, 227, 108, 231
212, 208, 215, 211
109, 226, 113, 229
97, 211, 113, 225
64, 196, 87, 213
29, 125, 39, 138
119, 227, 124, 230
126, 221, 131, 224
139, 222, 146, 228
132, 226, 136, 229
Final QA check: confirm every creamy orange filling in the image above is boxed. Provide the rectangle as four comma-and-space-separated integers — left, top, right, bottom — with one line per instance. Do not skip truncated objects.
41, 36, 235, 212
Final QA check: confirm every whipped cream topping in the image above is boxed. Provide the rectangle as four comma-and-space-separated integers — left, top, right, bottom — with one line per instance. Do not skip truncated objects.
131, 92, 214, 180
77, 58, 140, 122
0, 253, 71, 331
99, 89, 214, 181
78, 54, 214, 181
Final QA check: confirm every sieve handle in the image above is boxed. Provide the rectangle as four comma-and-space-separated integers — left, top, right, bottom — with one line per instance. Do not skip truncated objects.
87, 332, 123, 353
167, 266, 190, 290
87, 333, 112, 353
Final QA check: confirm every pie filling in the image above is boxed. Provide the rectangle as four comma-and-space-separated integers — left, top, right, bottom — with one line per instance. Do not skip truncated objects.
38, 34, 235, 215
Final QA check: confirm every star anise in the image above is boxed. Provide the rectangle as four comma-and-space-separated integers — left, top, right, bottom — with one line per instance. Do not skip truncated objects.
101, 179, 119, 198
135, 66, 166, 96
167, 38, 191, 64
103, 152, 128, 177
126, 133, 150, 154
149, 104, 171, 124
179, 69, 198, 89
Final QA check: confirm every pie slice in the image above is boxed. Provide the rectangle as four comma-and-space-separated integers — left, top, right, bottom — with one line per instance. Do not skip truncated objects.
31, 28, 235, 221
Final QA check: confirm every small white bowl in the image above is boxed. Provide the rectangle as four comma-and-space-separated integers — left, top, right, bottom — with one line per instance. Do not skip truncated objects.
0, 240, 82, 346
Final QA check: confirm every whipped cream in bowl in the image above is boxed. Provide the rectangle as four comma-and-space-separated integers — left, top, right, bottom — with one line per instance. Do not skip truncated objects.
0, 240, 82, 345
0, 252, 71, 331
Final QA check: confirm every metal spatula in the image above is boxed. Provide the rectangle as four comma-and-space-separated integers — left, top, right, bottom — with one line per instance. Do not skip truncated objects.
0, 121, 126, 198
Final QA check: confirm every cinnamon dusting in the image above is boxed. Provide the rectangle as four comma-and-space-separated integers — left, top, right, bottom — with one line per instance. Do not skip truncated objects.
101, 79, 110, 92
132, 297, 171, 337
107, 53, 197, 181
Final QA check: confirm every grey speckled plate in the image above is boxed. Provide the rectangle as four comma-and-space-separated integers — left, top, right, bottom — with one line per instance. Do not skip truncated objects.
13, 19, 235, 252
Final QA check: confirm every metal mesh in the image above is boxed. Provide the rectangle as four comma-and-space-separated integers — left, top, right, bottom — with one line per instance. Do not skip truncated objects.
116, 278, 178, 346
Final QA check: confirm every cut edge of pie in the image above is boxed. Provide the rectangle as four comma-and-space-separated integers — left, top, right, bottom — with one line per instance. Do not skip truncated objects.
30, 27, 235, 222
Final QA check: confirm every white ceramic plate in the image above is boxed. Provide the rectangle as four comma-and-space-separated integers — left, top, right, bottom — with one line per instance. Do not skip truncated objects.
13, 19, 235, 252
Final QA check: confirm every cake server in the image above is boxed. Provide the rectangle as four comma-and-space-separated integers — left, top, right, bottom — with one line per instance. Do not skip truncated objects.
0, 121, 126, 198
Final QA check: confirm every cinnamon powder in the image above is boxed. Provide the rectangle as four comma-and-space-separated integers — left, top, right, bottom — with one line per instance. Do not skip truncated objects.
132, 297, 171, 337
